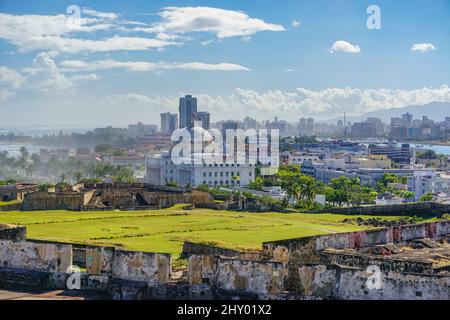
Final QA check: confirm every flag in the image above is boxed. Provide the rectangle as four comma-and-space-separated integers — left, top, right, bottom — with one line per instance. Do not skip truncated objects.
95, 154, 102, 162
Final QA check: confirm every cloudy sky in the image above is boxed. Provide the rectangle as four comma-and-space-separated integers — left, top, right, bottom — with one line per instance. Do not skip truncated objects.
0, 0, 449, 127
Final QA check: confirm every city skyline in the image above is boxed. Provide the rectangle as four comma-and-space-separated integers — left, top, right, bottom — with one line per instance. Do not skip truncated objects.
1, 0, 450, 127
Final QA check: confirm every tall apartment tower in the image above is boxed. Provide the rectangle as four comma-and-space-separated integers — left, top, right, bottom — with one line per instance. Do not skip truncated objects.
160, 112, 178, 135
196, 112, 211, 130
179, 95, 198, 129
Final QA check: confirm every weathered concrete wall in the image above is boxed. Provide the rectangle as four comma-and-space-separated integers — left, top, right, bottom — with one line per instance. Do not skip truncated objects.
214, 257, 286, 299
22, 191, 94, 211
336, 268, 450, 300
262, 220, 450, 264
112, 250, 171, 283
277, 263, 450, 300
308, 201, 450, 217
262, 220, 449, 293
0, 240, 72, 273
183, 241, 260, 260
318, 251, 434, 274
109, 279, 214, 300
0, 202, 22, 211
188, 255, 286, 299
188, 255, 217, 285
86, 245, 115, 276
140, 190, 213, 208
0, 224, 26, 242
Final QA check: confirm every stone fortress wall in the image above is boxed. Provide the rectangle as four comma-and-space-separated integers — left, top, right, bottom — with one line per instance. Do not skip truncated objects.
0, 219, 448, 300
17, 183, 214, 211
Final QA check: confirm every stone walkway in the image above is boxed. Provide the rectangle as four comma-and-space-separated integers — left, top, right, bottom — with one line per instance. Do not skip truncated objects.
0, 289, 109, 300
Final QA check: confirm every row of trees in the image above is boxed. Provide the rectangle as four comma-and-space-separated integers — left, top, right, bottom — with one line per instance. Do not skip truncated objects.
0, 147, 135, 184
247, 165, 422, 209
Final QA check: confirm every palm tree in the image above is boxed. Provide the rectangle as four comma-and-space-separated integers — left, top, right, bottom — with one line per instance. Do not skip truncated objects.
73, 171, 83, 183
283, 183, 300, 206
299, 177, 318, 203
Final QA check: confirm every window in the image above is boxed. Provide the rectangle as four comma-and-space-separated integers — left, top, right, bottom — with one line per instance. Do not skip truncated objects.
249, 172, 252, 176
203, 172, 206, 177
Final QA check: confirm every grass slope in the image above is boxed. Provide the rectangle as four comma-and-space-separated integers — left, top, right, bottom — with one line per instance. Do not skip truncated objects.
0, 204, 434, 257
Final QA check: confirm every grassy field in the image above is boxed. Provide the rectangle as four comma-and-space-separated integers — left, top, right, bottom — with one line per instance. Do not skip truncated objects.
0, 200, 20, 206
0, 204, 435, 257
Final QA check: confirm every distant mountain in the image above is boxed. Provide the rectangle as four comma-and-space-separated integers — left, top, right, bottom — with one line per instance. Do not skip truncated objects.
325, 101, 450, 124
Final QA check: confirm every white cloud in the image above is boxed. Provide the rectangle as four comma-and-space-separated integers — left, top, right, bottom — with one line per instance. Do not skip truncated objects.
96, 86, 450, 121
0, 66, 26, 101
291, 20, 300, 28
329, 40, 361, 54
81, 8, 119, 20
0, 7, 284, 54
0, 12, 177, 54
143, 6, 285, 39
24, 52, 74, 91
59, 59, 250, 72
411, 43, 436, 53
21, 52, 99, 92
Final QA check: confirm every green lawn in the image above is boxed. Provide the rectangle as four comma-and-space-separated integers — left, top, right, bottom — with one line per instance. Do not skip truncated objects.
0, 200, 20, 206
0, 204, 435, 257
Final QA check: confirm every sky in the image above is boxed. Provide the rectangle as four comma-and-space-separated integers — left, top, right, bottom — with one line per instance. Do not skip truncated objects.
0, 0, 449, 127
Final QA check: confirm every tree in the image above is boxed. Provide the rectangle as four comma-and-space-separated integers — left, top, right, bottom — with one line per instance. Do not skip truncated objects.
248, 176, 264, 190
327, 189, 349, 207
417, 149, 437, 160
419, 192, 433, 202
19, 146, 29, 160
166, 181, 179, 187
283, 183, 301, 206
73, 171, 83, 183
298, 175, 318, 203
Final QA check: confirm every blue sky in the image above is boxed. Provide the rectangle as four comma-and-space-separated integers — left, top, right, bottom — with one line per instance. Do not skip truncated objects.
0, 0, 449, 126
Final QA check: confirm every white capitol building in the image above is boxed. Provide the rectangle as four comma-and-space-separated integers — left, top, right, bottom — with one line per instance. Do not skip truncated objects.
145, 126, 256, 187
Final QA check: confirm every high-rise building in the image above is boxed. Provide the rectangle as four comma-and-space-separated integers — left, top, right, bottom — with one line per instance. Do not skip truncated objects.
160, 113, 178, 135
402, 113, 413, 128
179, 95, 198, 128
196, 111, 211, 130
351, 122, 377, 138
298, 117, 314, 136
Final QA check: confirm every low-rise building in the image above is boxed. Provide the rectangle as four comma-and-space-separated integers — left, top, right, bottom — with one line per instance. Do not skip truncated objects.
375, 193, 404, 205
287, 152, 322, 166
145, 152, 255, 188
369, 144, 415, 164
407, 170, 450, 201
